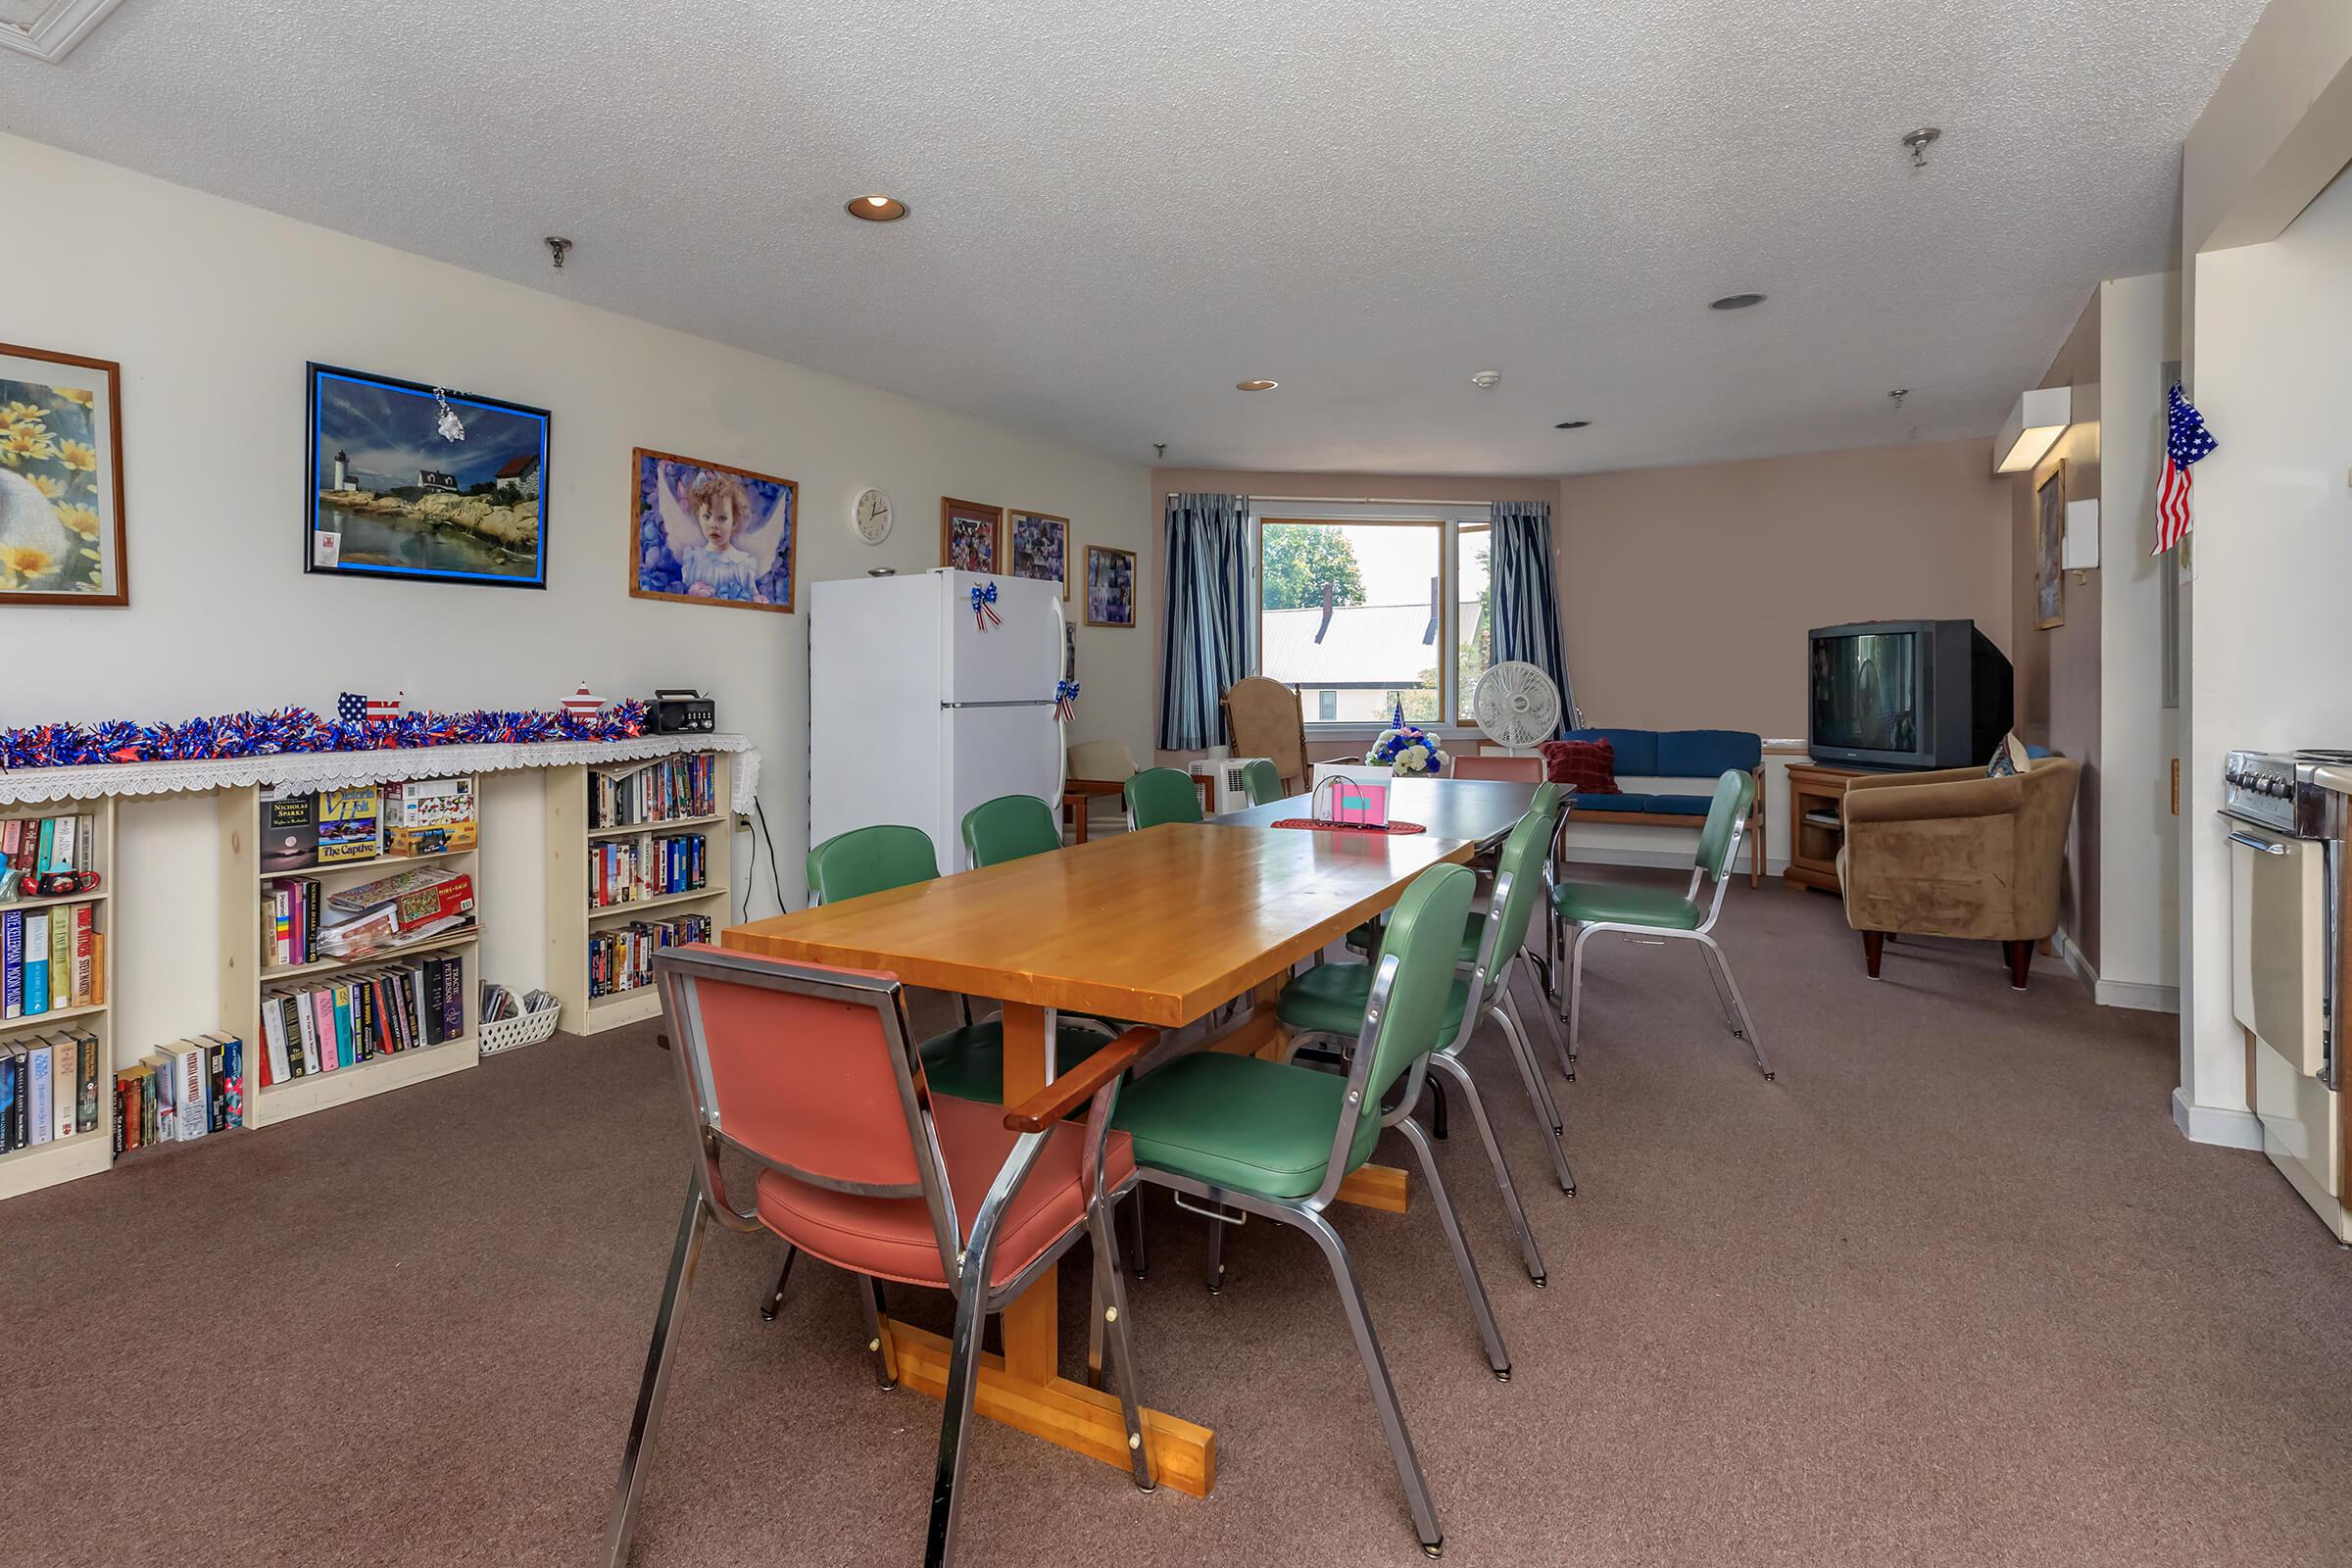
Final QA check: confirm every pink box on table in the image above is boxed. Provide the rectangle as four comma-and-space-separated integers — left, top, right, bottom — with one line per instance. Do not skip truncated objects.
1329, 779, 1389, 828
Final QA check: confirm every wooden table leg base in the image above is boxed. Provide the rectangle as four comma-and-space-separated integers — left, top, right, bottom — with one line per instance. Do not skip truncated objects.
1334, 1163, 1409, 1212
879, 1316, 1217, 1498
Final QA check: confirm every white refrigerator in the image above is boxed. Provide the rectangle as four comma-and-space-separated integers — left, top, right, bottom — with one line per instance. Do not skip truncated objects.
808, 569, 1068, 872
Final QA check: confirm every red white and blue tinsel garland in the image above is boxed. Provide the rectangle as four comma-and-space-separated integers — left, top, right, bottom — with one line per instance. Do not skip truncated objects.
1, 700, 648, 770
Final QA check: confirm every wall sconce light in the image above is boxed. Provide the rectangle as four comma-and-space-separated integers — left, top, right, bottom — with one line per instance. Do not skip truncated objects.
1993, 385, 2071, 473
2064, 497, 2100, 576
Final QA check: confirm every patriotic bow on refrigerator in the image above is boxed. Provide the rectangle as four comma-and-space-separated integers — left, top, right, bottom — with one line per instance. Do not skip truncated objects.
2152, 385, 2219, 556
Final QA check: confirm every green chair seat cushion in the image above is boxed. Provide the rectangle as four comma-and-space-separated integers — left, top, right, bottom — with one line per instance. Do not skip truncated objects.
1109, 1052, 1357, 1200
1277, 960, 1469, 1047
918, 1019, 1110, 1106
1347, 911, 1486, 964
1548, 880, 1701, 930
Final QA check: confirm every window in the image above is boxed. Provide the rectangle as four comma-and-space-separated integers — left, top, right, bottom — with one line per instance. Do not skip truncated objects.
1256, 515, 1488, 727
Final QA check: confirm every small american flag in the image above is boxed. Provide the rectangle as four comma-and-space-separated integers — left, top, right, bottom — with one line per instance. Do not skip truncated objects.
2152, 385, 2218, 557
338, 691, 402, 724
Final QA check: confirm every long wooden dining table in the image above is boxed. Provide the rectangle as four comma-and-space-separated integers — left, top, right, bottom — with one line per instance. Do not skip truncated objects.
718, 813, 1482, 1497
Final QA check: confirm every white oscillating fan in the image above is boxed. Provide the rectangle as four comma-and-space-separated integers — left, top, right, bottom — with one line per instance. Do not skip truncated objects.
1470, 662, 1562, 753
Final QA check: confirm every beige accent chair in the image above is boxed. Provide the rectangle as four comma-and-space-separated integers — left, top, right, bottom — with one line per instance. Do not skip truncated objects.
1838, 755, 2082, 990
1220, 677, 1309, 792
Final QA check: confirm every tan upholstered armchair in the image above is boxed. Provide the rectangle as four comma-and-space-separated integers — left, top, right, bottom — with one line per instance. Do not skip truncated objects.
1221, 677, 1309, 792
1838, 756, 2082, 990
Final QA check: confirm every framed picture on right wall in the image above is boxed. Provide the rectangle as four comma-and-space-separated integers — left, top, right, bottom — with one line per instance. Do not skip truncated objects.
1084, 544, 1136, 628
2034, 464, 2065, 629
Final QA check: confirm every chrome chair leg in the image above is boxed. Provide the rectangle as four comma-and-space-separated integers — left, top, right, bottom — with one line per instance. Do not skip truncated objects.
1564, 924, 1594, 1064
1293, 1205, 1445, 1558
1512, 951, 1572, 1080
1086, 1201, 1155, 1492
1396, 1117, 1511, 1378
1125, 1190, 1150, 1280
1491, 1002, 1576, 1194
1204, 1208, 1225, 1294
605, 1183, 708, 1568
1428, 1052, 1546, 1285
760, 1245, 797, 1322
856, 1275, 897, 1390
1696, 934, 1742, 1038
1493, 994, 1562, 1131
1087, 1267, 1107, 1390
1699, 935, 1774, 1081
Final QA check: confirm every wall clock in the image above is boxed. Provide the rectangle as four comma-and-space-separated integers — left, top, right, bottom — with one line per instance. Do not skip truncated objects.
852, 486, 893, 545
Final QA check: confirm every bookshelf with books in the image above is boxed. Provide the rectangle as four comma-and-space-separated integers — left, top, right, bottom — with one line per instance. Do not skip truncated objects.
542, 751, 732, 1034
0, 796, 117, 1201
217, 776, 482, 1127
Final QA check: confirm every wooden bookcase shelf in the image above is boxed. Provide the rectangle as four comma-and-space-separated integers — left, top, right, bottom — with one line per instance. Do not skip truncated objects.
0, 793, 117, 1202
219, 777, 482, 1129
543, 752, 732, 1036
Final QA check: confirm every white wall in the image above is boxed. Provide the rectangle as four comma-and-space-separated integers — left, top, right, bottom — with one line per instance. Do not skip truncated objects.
0, 135, 1152, 1064
2179, 163, 2352, 1139
2092, 272, 2180, 1004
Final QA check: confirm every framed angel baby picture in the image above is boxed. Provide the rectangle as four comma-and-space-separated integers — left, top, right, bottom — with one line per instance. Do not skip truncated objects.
941, 496, 1002, 573
630, 448, 797, 612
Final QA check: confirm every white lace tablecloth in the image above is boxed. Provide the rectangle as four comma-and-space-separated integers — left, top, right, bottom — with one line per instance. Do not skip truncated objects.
0, 732, 761, 811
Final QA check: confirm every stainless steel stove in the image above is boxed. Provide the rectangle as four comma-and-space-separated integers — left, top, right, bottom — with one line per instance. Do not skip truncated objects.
2222, 748, 2352, 840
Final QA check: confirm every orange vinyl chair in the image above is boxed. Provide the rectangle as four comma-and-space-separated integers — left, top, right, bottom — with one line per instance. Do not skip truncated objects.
1451, 755, 1544, 783
605, 944, 1159, 1568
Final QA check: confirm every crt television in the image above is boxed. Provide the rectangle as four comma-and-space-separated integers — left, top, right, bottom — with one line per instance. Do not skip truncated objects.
1807, 619, 2013, 771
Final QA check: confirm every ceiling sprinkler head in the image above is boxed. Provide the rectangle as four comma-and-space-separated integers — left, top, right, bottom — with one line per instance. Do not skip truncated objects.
1899, 127, 1940, 171
545, 235, 573, 270
1888, 388, 1910, 409
1470, 369, 1502, 390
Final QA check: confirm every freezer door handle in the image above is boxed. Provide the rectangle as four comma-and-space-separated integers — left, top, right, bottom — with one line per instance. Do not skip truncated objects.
2228, 829, 2289, 857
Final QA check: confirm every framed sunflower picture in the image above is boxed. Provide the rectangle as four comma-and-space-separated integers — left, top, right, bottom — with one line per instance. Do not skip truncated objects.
0, 342, 127, 606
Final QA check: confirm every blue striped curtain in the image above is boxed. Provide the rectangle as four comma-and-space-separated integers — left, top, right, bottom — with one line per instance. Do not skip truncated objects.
1157, 493, 1250, 751
1489, 500, 1579, 732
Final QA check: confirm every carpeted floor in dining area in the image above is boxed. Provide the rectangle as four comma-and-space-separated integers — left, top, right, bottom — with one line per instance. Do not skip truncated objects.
6, 869, 2349, 1568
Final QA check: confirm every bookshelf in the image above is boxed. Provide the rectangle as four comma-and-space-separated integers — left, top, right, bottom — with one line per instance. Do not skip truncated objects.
543, 751, 733, 1034
0, 794, 117, 1201
217, 778, 482, 1129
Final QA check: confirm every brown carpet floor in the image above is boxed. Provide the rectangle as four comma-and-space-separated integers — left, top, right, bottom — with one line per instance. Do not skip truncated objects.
7, 874, 2350, 1568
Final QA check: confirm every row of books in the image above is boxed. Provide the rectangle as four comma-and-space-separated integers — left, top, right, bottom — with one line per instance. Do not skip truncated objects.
0, 1026, 101, 1152
258, 952, 465, 1088
117, 1035, 244, 1152
261, 777, 477, 874
1, 903, 102, 1019
588, 913, 712, 1000
3, 811, 95, 879
588, 754, 716, 830
588, 833, 707, 909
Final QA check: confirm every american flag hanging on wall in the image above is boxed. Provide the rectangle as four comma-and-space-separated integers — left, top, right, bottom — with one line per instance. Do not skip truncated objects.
2151, 384, 2219, 556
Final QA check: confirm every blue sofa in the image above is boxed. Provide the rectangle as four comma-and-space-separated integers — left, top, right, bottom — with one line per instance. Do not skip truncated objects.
1557, 727, 1766, 886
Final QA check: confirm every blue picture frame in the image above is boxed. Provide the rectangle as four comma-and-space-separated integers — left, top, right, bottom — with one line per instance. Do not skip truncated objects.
304, 363, 550, 589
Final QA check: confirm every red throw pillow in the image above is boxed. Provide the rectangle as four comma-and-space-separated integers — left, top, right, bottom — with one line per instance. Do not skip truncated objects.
1539, 738, 1618, 795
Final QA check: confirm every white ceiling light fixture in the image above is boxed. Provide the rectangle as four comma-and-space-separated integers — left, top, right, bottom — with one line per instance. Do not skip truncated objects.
0, 0, 128, 61
1470, 369, 1501, 389
1993, 385, 2071, 473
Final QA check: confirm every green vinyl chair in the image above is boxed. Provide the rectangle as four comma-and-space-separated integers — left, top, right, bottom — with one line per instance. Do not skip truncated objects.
1124, 766, 1203, 830
1293, 802, 1574, 1284
1241, 758, 1286, 806
959, 793, 1063, 867
1110, 861, 1503, 1559
1551, 768, 1771, 1080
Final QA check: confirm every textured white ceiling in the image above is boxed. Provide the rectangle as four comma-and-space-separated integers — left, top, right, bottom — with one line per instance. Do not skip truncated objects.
0, 0, 2262, 476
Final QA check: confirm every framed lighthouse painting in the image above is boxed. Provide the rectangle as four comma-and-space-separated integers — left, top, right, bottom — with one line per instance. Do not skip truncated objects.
304, 363, 550, 589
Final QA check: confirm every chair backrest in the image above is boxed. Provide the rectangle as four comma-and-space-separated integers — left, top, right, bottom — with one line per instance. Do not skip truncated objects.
655, 944, 960, 1267
1479, 806, 1555, 980
1065, 739, 1140, 782
1694, 769, 1756, 884
806, 823, 939, 906
961, 794, 1061, 867
1221, 676, 1307, 785
1241, 758, 1286, 806
1340, 862, 1476, 1175
1452, 754, 1542, 783
1125, 766, 1203, 828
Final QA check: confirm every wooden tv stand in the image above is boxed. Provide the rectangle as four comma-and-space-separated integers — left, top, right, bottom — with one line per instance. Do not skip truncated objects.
1783, 762, 1870, 895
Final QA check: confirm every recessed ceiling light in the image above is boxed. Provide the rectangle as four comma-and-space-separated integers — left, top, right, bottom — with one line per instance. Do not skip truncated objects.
1237, 379, 1279, 391
1709, 292, 1766, 311
1553, 419, 1591, 430
848, 195, 908, 221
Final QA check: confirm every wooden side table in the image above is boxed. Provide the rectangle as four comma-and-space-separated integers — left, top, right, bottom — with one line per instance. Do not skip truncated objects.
1060, 774, 1212, 843
1783, 762, 1867, 894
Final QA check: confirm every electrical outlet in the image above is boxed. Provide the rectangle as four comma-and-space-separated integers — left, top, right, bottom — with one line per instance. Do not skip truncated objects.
733, 812, 752, 832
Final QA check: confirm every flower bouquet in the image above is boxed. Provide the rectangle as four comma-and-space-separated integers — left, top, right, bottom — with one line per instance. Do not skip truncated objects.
1364, 704, 1449, 777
